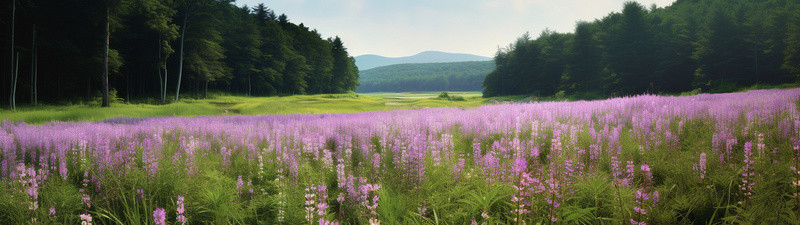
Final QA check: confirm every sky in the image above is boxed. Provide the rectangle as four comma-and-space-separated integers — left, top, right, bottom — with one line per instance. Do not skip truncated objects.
234, 0, 677, 58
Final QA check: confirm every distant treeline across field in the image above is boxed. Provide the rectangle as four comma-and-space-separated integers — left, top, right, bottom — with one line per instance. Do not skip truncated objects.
357, 61, 493, 93
483, 0, 800, 98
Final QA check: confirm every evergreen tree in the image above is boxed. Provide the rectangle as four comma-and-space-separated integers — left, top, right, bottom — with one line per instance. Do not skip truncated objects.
694, 8, 752, 89
562, 22, 601, 94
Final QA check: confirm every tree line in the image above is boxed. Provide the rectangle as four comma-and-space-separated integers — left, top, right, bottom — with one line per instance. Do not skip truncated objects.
357, 61, 492, 93
2, 0, 359, 109
483, 0, 800, 98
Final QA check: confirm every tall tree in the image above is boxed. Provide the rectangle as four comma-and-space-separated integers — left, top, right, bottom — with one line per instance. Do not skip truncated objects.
9, 0, 15, 110
330, 36, 355, 93
562, 22, 601, 94
606, 1, 655, 95
783, 7, 800, 79
536, 30, 570, 96
102, 1, 111, 107
694, 8, 752, 89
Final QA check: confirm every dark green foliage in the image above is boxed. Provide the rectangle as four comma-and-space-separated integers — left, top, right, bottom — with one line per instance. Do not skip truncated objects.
562, 22, 601, 95
0, 0, 359, 105
483, 0, 800, 98
358, 61, 492, 93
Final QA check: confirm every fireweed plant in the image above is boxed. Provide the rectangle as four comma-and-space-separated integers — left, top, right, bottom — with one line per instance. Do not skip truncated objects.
0, 88, 799, 224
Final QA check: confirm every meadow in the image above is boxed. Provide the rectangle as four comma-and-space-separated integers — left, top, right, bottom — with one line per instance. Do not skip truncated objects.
0, 92, 484, 124
1, 88, 799, 224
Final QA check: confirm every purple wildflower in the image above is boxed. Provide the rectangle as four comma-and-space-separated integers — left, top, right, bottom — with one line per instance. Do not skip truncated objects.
80, 213, 92, 225
177, 196, 186, 224
153, 208, 166, 225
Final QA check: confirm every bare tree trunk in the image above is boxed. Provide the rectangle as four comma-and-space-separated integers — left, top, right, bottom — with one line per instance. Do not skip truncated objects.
33, 42, 37, 104
9, 0, 15, 110
101, 6, 110, 107
175, 12, 187, 102
158, 37, 170, 103
161, 37, 164, 103
30, 24, 34, 104
163, 59, 169, 103
203, 80, 208, 99
12, 52, 18, 110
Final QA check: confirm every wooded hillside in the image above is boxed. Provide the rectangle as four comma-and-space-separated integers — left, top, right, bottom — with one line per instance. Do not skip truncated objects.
357, 61, 492, 93
483, 0, 800, 98
0, 0, 359, 108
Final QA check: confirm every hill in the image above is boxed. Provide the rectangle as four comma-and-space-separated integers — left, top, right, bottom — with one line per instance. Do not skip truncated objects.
357, 61, 494, 93
355, 51, 491, 70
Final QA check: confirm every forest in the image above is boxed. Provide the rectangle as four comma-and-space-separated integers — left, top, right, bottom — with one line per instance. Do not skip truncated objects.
0, 0, 359, 109
357, 61, 492, 93
483, 0, 800, 98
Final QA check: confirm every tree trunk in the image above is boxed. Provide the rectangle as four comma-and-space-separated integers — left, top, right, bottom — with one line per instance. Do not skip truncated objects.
101, 6, 110, 107
163, 58, 168, 103
12, 52, 18, 110
175, 11, 187, 102
158, 39, 163, 103
33, 42, 37, 105
203, 80, 208, 99
30, 24, 34, 104
9, 0, 15, 110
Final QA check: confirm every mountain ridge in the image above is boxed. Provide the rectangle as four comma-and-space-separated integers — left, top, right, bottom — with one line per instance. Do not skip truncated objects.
355, 51, 491, 70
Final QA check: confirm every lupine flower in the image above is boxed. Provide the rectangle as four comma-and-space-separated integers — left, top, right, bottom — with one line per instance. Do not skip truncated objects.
320, 218, 340, 225
316, 185, 329, 216
693, 153, 707, 179
49, 206, 56, 217
454, 157, 465, 180
632, 164, 658, 225
177, 196, 186, 225
82, 194, 91, 208
80, 213, 93, 225
741, 141, 755, 199
236, 175, 244, 195
153, 208, 166, 225
136, 189, 144, 201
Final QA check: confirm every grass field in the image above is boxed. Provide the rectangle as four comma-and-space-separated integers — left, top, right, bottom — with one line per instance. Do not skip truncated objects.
0, 92, 485, 124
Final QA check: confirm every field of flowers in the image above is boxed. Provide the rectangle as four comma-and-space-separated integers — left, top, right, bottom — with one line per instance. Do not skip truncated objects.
1, 88, 799, 224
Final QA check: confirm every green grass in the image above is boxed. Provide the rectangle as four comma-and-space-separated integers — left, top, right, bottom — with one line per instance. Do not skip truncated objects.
0, 92, 487, 124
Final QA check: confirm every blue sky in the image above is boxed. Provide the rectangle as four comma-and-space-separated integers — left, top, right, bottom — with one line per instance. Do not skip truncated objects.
234, 0, 677, 58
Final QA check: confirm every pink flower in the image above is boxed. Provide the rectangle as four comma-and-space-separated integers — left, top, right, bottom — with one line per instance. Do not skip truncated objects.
153, 208, 166, 225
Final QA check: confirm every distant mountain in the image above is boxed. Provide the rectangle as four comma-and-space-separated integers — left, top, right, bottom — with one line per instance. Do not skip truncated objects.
357, 61, 494, 93
355, 51, 492, 70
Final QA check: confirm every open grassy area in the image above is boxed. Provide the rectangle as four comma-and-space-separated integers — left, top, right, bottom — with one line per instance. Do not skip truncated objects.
0, 92, 486, 124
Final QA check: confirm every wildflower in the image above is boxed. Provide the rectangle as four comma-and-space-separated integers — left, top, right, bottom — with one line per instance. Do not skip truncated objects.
80, 213, 93, 225
742, 141, 755, 199
305, 187, 317, 223
136, 189, 144, 201
153, 208, 166, 225
316, 185, 329, 216
633, 163, 658, 225
453, 157, 465, 180
49, 206, 56, 217
82, 194, 91, 208
319, 218, 340, 225
693, 153, 707, 179
177, 196, 186, 225
236, 175, 244, 195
